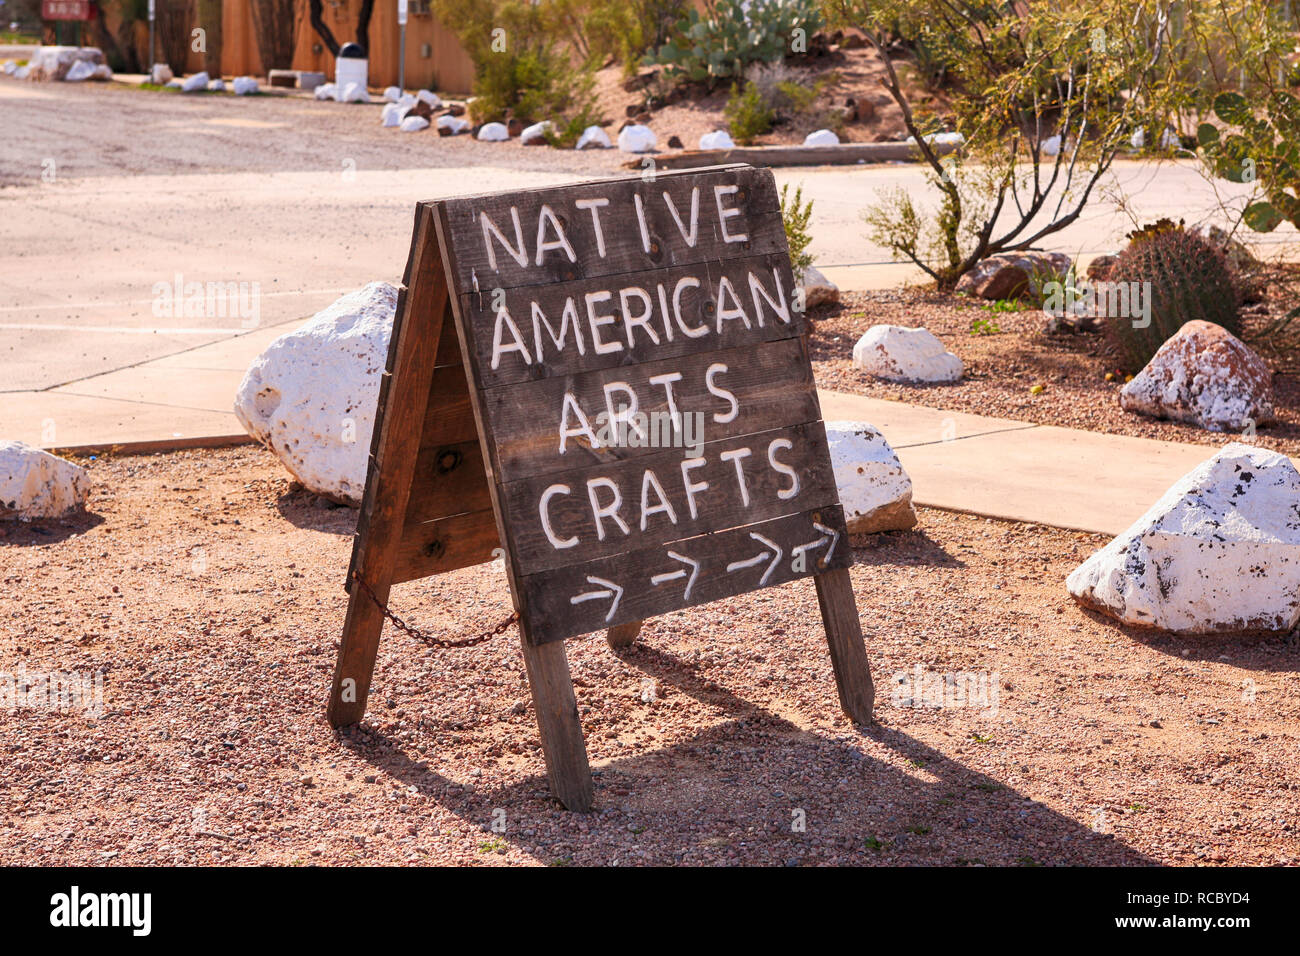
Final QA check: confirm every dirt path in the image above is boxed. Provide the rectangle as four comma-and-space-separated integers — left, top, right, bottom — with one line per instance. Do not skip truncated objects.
2, 445, 1296, 865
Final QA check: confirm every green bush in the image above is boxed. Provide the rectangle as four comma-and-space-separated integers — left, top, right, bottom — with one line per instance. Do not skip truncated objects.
1104, 223, 1242, 372
724, 83, 776, 144
545, 0, 687, 73
434, 0, 599, 125
780, 183, 815, 273
646, 0, 822, 85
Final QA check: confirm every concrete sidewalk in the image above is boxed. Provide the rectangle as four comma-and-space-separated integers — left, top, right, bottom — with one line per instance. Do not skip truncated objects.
2, 318, 1237, 537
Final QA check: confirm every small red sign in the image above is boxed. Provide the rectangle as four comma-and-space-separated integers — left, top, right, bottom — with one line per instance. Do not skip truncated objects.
42, 0, 91, 21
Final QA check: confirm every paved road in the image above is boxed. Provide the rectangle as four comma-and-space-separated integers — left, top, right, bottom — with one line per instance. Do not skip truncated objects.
2, 77, 1297, 396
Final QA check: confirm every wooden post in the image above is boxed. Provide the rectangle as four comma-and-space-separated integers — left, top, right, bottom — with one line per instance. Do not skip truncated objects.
814, 567, 875, 725
606, 620, 642, 650
328, 205, 447, 727
519, 634, 594, 811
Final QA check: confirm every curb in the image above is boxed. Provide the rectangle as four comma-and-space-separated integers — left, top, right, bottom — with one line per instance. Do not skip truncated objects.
623, 140, 962, 170
48, 434, 257, 458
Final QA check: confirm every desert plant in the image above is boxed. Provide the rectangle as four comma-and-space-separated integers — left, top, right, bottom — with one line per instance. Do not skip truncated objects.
1104, 223, 1242, 372
780, 184, 815, 274
724, 82, 776, 144
544, 0, 686, 72
434, 0, 599, 125
646, 0, 822, 86
1200, 91, 1300, 233
832, 0, 1185, 290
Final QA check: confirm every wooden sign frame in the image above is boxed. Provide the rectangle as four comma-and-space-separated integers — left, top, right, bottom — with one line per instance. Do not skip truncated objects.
328, 166, 875, 811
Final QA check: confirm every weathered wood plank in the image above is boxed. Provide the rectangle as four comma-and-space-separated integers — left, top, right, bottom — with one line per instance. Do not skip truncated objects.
403, 438, 493, 525
815, 567, 876, 725
330, 204, 448, 727
437, 165, 785, 294
606, 620, 643, 649
481, 337, 819, 484
519, 505, 852, 644
456, 253, 802, 389
499, 419, 839, 575
518, 636, 594, 811
392, 508, 501, 585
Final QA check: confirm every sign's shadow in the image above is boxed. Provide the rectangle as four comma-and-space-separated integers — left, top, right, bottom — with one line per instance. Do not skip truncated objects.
354, 640, 1154, 866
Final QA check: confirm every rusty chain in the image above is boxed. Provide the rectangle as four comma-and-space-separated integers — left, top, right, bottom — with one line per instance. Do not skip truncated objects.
350, 571, 518, 649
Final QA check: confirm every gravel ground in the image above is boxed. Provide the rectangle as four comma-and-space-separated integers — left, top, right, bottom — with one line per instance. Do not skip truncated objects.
811, 287, 1300, 459
3, 445, 1297, 866
0, 80, 627, 187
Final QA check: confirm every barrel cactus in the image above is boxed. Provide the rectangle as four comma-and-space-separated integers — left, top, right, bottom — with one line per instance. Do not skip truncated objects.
1104, 221, 1241, 372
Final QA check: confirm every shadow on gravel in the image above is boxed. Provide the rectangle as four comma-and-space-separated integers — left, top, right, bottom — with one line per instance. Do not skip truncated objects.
1076, 604, 1300, 673
349, 639, 1154, 866
0, 511, 104, 546
849, 529, 967, 569
273, 487, 358, 536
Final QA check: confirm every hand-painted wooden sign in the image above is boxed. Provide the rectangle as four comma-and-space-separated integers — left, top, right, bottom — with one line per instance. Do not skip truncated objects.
328, 165, 875, 811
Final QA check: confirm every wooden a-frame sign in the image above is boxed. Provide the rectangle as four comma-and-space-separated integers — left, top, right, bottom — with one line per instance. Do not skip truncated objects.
327, 164, 875, 811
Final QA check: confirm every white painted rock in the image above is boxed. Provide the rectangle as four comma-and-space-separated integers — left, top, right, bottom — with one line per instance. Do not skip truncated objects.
163, 79, 182, 90
2, 61, 17, 75
1120, 321, 1275, 433
477, 121, 509, 142
314, 82, 336, 100
436, 114, 469, 135
400, 115, 430, 133
207, 78, 225, 92
618, 124, 656, 153
12, 66, 29, 80
1040, 134, 1062, 156
397, 93, 416, 108
576, 125, 611, 150
804, 129, 840, 146
28, 46, 104, 81
337, 82, 368, 103
92, 64, 112, 80
1067, 443, 1300, 633
150, 63, 173, 85
234, 283, 398, 505
383, 85, 402, 102
801, 265, 839, 308
181, 71, 210, 92
852, 326, 963, 383
825, 422, 917, 534
381, 102, 405, 127
0, 441, 90, 520
700, 130, 735, 149
64, 59, 95, 82
416, 89, 441, 109
520, 120, 553, 145
232, 76, 258, 95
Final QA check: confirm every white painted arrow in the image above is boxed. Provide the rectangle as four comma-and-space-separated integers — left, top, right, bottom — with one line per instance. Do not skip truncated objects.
726, 532, 783, 585
569, 575, 623, 622
651, 550, 700, 600
792, 521, 840, 568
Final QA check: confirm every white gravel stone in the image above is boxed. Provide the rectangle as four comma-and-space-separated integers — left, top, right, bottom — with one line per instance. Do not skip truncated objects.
64, 59, 95, 82
825, 422, 917, 533
436, 114, 470, 135
232, 76, 258, 95
1067, 443, 1300, 633
399, 115, 430, 133
383, 85, 402, 102
477, 121, 509, 141
804, 129, 840, 146
576, 125, 611, 150
617, 124, 657, 153
381, 102, 405, 127
852, 325, 963, 383
150, 63, 173, 85
314, 82, 336, 100
207, 78, 225, 92
416, 89, 441, 108
337, 82, 368, 103
233, 282, 398, 504
699, 130, 735, 149
180, 71, 210, 93
520, 120, 553, 145
0, 441, 90, 520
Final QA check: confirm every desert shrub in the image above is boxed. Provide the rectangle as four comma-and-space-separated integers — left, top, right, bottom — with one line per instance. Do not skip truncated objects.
646, 0, 822, 85
1200, 91, 1300, 233
724, 83, 776, 144
1104, 222, 1242, 372
780, 184, 815, 273
434, 0, 598, 125
545, 0, 687, 72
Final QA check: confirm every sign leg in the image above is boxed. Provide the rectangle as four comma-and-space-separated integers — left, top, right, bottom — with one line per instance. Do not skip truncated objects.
329, 583, 389, 727
605, 619, 643, 650
814, 567, 875, 725
519, 636, 594, 811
